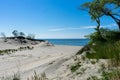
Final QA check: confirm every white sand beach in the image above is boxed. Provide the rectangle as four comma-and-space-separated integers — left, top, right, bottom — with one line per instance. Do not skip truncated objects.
0, 38, 82, 80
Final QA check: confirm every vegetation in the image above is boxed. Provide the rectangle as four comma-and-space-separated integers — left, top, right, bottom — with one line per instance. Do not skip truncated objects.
1, 0, 120, 79
70, 62, 81, 72
12, 30, 19, 38
101, 70, 120, 80
27, 33, 35, 39
0, 30, 45, 44
79, 0, 120, 60
2, 72, 48, 80
77, 0, 120, 79
6, 30, 36, 40
13, 74, 20, 80
0, 46, 34, 55
76, 45, 90, 55
27, 72, 47, 80
81, 0, 120, 29
2, 72, 21, 80
1, 32, 7, 42
87, 69, 120, 80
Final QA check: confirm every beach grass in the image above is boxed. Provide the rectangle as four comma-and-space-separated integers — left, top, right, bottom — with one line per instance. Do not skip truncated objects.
85, 41, 120, 67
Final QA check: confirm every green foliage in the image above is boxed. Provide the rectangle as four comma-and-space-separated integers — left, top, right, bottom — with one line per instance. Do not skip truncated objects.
86, 29, 120, 43
101, 70, 120, 80
100, 28, 120, 42
76, 45, 90, 55
13, 77, 20, 80
80, 0, 120, 80
70, 63, 81, 72
86, 41, 120, 66
12, 30, 36, 39
12, 30, 19, 37
87, 69, 120, 80
12, 73, 20, 80
0, 46, 34, 55
87, 32, 106, 43
81, 0, 120, 29
87, 76, 100, 80
91, 61, 96, 64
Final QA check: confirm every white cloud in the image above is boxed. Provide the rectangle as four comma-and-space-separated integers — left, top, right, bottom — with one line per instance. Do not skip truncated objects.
48, 23, 117, 32
48, 28, 65, 31
100, 23, 118, 29
68, 27, 82, 30
48, 26, 95, 32
105, 23, 117, 27
83, 23, 118, 29
48, 27, 82, 32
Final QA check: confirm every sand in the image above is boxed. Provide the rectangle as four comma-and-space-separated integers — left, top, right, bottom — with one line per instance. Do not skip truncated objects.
0, 39, 82, 80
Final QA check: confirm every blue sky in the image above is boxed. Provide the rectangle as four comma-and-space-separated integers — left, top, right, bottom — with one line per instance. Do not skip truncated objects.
0, 0, 118, 38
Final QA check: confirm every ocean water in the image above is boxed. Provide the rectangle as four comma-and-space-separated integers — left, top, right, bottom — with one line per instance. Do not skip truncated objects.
42, 39, 89, 46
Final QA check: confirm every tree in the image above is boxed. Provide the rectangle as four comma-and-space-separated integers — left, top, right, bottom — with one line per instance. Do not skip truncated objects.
81, 0, 105, 41
19, 32, 25, 37
81, 0, 120, 29
1, 32, 7, 42
12, 30, 19, 37
27, 33, 35, 39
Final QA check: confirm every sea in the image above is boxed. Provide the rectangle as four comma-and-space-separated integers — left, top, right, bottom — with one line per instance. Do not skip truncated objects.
42, 39, 89, 46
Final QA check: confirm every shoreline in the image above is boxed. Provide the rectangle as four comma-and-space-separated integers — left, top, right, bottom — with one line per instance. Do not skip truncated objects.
52, 44, 83, 47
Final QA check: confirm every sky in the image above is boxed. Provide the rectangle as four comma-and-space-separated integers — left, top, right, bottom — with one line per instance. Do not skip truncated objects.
0, 0, 118, 39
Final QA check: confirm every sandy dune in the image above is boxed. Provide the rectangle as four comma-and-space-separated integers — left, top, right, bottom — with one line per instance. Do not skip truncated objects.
0, 39, 82, 80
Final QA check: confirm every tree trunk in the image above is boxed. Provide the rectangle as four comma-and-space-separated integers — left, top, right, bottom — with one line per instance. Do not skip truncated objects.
95, 17, 106, 42
96, 17, 101, 35
108, 14, 120, 30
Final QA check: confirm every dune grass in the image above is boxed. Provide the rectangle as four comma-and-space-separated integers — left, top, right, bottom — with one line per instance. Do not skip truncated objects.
27, 72, 48, 80
86, 41, 120, 67
70, 63, 81, 72
76, 32, 120, 79
2, 72, 48, 80
87, 69, 120, 80
0, 46, 34, 55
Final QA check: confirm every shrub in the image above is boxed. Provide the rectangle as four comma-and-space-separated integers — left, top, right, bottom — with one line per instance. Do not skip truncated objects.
86, 41, 120, 67
101, 70, 120, 80
76, 45, 90, 55
100, 29, 120, 42
70, 63, 81, 72
13, 77, 20, 80
28, 71, 47, 80
91, 61, 96, 64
